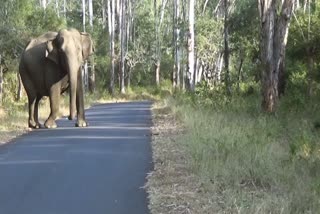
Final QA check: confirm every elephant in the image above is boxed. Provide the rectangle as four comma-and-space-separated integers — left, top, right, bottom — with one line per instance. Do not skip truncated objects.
19, 28, 94, 128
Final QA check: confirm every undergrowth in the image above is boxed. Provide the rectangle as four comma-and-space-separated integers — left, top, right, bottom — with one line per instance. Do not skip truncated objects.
168, 88, 320, 213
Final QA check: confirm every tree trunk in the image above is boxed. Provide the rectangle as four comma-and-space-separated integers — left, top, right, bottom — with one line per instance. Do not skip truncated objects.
82, 0, 86, 32
187, 0, 195, 91
108, 0, 115, 95
173, 0, 181, 89
127, 66, 131, 89
63, 0, 67, 18
307, 48, 314, 96
258, 0, 293, 112
120, 0, 126, 94
17, 73, 23, 101
89, 0, 93, 27
154, 0, 168, 86
88, 0, 95, 93
224, 0, 231, 95
41, 0, 47, 9
236, 55, 244, 93
0, 57, 3, 106
55, 0, 60, 17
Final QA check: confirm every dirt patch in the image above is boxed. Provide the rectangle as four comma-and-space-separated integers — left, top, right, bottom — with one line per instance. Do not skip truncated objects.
0, 130, 26, 145
146, 103, 218, 214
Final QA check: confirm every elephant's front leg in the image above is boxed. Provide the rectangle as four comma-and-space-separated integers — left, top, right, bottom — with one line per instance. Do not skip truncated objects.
75, 69, 88, 127
44, 84, 61, 129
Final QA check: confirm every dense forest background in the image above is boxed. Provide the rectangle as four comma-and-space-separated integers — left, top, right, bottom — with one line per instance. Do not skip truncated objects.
1, 0, 320, 212
0, 0, 319, 109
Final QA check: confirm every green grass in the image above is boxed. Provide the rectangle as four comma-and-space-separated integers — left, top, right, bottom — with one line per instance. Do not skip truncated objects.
168, 92, 320, 213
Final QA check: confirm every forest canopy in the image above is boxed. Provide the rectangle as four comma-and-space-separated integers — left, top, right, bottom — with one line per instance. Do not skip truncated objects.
0, 0, 319, 112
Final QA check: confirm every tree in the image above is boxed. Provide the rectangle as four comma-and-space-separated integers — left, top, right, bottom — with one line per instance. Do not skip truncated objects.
224, 0, 231, 95
173, 0, 181, 89
119, 0, 126, 94
107, 0, 116, 95
187, 0, 195, 91
154, 0, 168, 86
258, 0, 294, 112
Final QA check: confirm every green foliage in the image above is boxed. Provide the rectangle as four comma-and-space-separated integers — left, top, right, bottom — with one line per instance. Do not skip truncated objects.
196, 17, 223, 63
25, 8, 66, 37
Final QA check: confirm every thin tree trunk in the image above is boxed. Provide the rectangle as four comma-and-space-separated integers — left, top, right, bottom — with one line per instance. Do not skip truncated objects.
187, 0, 195, 91
82, 0, 86, 32
120, 0, 126, 94
0, 57, 3, 106
88, 0, 95, 93
55, 0, 60, 17
307, 48, 314, 96
173, 0, 181, 89
41, 0, 47, 9
89, 0, 93, 27
224, 0, 231, 95
82, 0, 89, 91
102, 0, 106, 28
16, 73, 23, 101
154, 0, 168, 86
64, 0, 67, 18
236, 56, 244, 93
108, 0, 115, 95
127, 66, 131, 89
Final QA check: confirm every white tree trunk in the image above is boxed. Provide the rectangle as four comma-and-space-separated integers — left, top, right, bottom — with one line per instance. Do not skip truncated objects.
55, 0, 60, 17
64, 0, 67, 18
120, 0, 126, 94
173, 0, 181, 88
82, 0, 86, 32
108, 0, 116, 95
41, 0, 47, 9
89, 0, 93, 28
187, 0, 195, 91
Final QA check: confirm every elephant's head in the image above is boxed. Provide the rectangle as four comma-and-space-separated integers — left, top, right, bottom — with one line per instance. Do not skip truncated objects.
45, 28, 94, 120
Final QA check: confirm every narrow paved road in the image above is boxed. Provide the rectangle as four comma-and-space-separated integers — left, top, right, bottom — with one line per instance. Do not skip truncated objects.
0, 101, 153, 214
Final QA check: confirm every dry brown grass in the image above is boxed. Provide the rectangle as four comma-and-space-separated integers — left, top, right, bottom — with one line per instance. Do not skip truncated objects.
0, 98, 70, 144
146, 102, 219, 214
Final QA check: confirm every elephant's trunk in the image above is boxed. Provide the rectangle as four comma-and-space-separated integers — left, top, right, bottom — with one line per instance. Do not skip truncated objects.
64, 53, 80, 121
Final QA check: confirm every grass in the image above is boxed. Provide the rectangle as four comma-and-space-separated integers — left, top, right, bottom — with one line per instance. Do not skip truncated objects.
0, 86, 166, 143
166, 92, 320, 213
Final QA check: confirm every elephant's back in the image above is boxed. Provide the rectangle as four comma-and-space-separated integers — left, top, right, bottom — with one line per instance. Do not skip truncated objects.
25, 32, 58, 51
20, 32, 58, 96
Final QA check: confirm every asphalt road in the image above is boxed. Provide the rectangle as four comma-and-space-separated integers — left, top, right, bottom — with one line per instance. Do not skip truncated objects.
0, 101, 153, 214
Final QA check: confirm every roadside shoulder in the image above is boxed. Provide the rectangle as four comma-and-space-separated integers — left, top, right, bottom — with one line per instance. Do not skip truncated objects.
146, 103, 215, 214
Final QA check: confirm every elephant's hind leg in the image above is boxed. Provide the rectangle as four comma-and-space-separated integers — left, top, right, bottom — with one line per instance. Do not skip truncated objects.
27, 95, 41, 129
20, 71, 40, 129
34, 96, 42, 128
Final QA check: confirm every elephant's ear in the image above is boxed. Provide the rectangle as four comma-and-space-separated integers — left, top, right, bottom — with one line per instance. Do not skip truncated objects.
80, 32, 93, 60
45, 40, 59, 65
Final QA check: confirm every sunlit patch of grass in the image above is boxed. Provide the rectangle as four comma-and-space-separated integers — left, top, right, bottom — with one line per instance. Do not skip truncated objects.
167, 93, 320, 213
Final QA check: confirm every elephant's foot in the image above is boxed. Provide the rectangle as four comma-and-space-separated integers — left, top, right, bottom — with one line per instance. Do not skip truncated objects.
44, 119, 57, 129
29, 120, 41, 129
68, 112, 76, 120
75, 119, 88, 127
